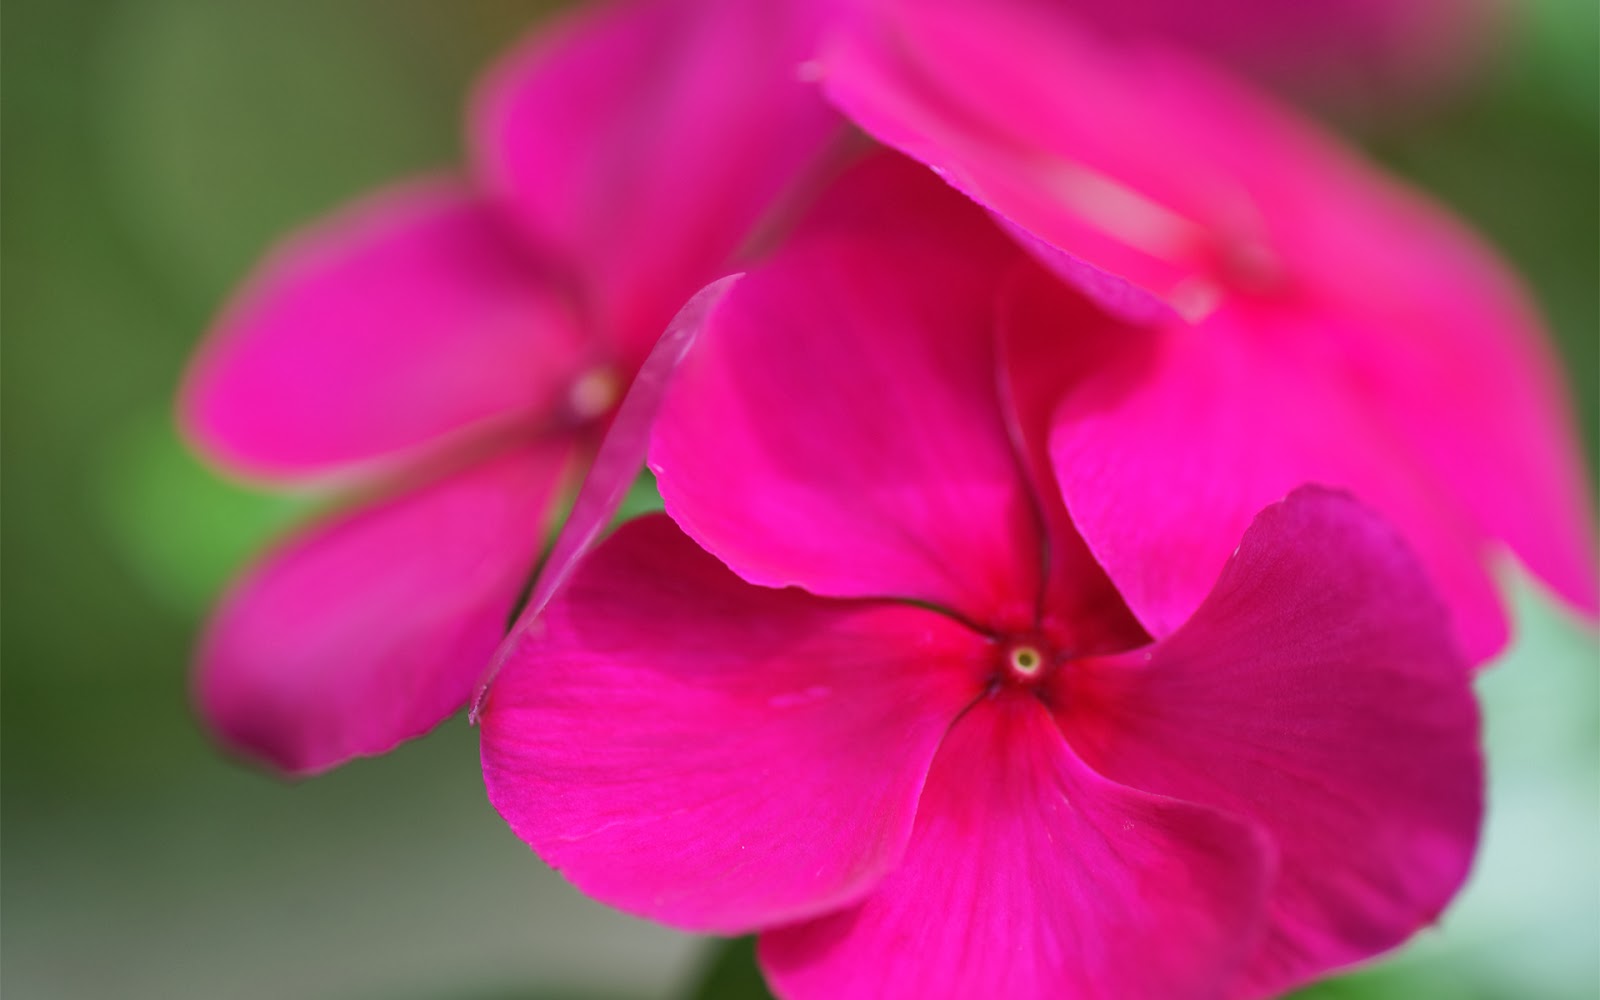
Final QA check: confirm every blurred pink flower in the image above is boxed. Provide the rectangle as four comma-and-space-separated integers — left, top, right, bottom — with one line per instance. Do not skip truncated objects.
1056, 0, 1505, 102
822, 0, 1597, 661
181, 0, 840, 775
480, 157, 1483, 998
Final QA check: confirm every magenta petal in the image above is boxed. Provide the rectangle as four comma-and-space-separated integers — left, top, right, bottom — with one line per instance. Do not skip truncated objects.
479, 514, 988, 932
1063, 487, 1483, 997
1046, 286, 1512, 659
181, 179, 586, 481
821, 0, 1188, 318
196, 442, 573, 776
472, 0, 841, 358
1307, 194, 1600, 623
760, 695, 1271, 999
471, 276, 737, 716
651, 153, 1042, 626
994, 266, 1150, 653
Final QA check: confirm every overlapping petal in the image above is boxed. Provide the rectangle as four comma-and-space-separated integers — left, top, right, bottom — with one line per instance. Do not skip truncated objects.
1059, 487, 1482, 997
181, 180, 587, 481
821, 0, 1198, 315
196, 441, 573, 776
1041, 280, 1506, 655
651, 153, 1042, 627
479, 514, 990, 933
994, 271, 1149, 654
471, 277, 738, 715
473, 0, 842, 358
760, 694, 1272, 999
823, 0, 1597, 646
1306, 200, 1600, 622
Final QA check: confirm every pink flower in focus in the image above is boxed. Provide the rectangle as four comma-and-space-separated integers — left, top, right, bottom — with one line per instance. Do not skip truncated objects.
181, 0, 840, 775
822, 0, 1597, 661
480, 156, 1483, 998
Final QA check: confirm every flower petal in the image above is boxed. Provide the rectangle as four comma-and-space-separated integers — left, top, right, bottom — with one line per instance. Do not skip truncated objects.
196, 441, 574, 776
650, 152, 1042, 627
472, 276, 738, 717
182, 179, 587, 481
1044, 278, 1512, 659
472, 0, 841, 360
479, 514, 989, 933
821, 0, 1188, 318
1306, 191, 1600, 624
1059, 486, 1483, 997
994, 267, 1150, 654
760, 694, 1271, 1000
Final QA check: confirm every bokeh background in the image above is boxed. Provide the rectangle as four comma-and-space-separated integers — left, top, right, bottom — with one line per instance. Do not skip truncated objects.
3, 0, 1596, 997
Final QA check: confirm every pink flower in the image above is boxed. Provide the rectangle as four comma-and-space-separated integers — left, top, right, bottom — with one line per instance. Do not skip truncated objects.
479, 155, 1484, 999
1056, 0, 1505, 101
181, 0, 840, 775
821, 0, 1597, 661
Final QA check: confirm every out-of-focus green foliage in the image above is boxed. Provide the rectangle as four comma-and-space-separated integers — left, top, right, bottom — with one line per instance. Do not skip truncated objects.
3, 0, 1594, 997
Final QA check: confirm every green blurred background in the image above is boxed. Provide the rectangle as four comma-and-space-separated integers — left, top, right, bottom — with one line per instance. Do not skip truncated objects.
2, 1, 1596, 997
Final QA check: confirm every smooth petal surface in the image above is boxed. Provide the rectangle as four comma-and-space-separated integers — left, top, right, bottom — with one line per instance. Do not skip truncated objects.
1060, 487, 1483, 997
821, 0, 1196, 315
1306, 192, 1600, 626
197, 442, 572, 776
473, 0, 841, 360
1045, 283, 1508, 657
651, 153, 1042, 627
1061, 0, 1503, 101
182, 179, 588, 481
480, 514, 989, 933
761, 694, 1271, 1000
823, 0, 1394, 305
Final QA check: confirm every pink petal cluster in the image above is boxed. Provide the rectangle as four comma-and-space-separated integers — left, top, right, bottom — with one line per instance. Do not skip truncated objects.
181, 0, 840, 775
179, 0, 1597, 991
480, 155, 1486, 998
475, 4, 1594, 995
824, 0, 1597, 661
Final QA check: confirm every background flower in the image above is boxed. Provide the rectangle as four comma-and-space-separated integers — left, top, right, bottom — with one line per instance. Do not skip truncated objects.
180, 0, 841, 775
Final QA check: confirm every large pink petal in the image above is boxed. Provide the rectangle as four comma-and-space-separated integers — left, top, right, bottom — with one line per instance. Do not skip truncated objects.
821, 0, 1200, 316
196, 441, 574, 776
479, 514, 988, 932
1150, 61, 1598, 620
1060, 487, 1483, 997
182, 179, 588, 481
1297, 183, 1600, 623
472, 0, 842, 361
1044, 278, 1512, 659
650, 153, 1042, 628
823, 0, 1395, 308
760, 693, 1271, 999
